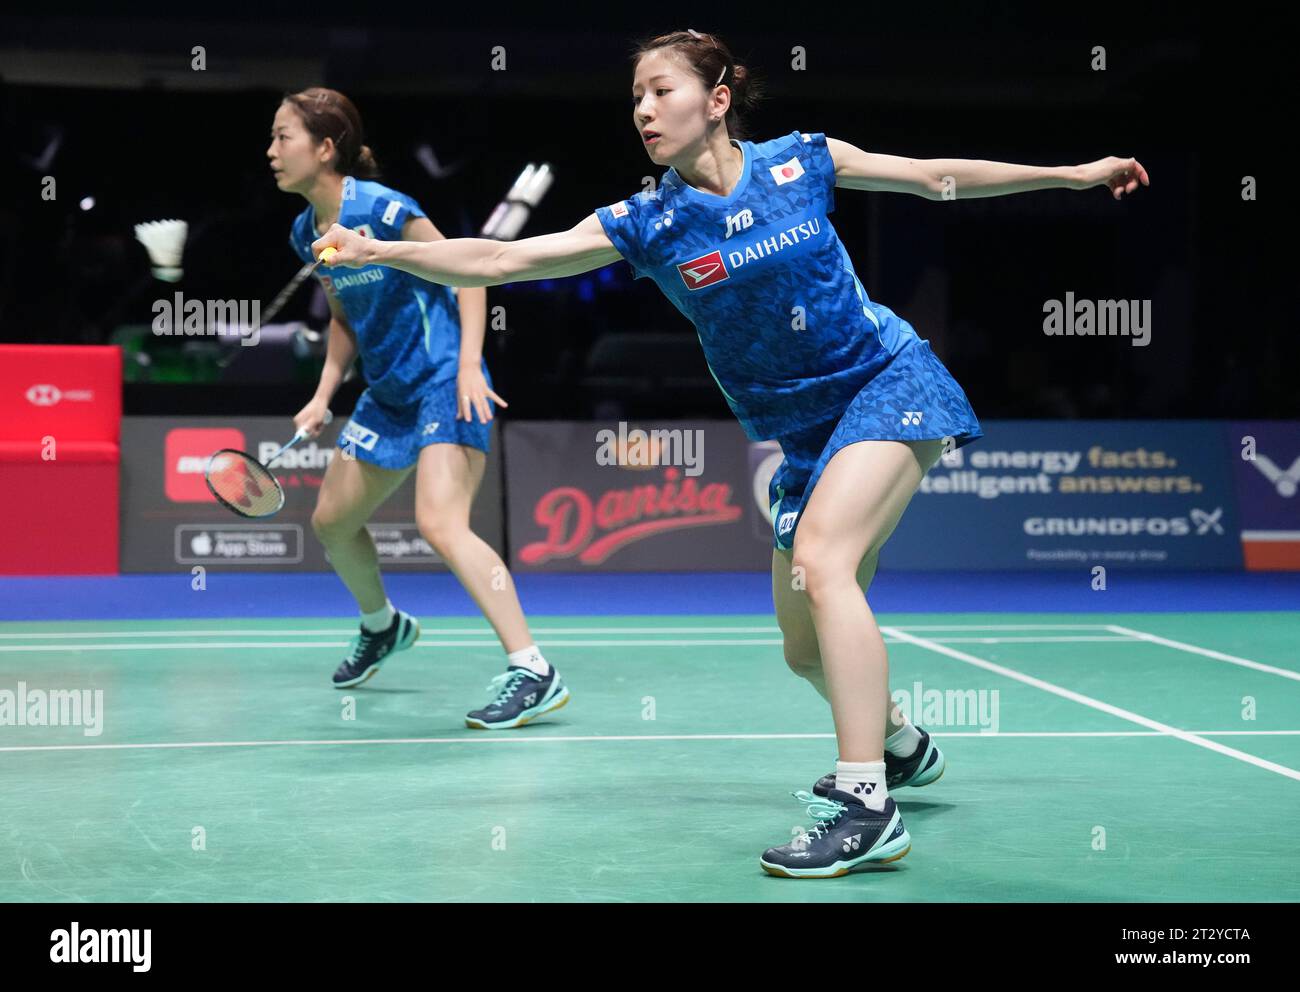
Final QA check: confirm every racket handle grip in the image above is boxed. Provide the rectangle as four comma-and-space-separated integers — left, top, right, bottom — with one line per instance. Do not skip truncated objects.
292, 409, 333, 441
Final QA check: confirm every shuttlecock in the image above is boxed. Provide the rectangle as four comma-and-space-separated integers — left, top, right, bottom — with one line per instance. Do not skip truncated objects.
134, 219, 188, 282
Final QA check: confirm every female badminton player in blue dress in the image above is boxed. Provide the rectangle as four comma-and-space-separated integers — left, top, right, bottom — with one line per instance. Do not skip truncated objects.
269, 87, 569, 729
310, 32, 1148, 876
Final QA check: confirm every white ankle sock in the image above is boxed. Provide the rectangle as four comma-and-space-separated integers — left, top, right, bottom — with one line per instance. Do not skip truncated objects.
834, 759, 889, 811
885, 720, 923, 758
360, 600, 396, 633
507, 644, 550, 676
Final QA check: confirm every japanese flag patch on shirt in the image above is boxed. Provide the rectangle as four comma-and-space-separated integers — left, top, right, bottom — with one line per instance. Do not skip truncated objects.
769, 157, 806, 185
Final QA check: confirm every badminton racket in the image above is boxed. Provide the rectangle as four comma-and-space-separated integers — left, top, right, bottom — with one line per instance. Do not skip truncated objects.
204, 409, 333, 518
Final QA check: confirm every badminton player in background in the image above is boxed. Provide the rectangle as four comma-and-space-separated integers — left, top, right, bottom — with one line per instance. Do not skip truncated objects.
270, 87, 570, 729
310, 31, 1148, 875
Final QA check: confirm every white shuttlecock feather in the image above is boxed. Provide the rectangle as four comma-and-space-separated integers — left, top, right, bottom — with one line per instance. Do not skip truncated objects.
134, 219, 188, 282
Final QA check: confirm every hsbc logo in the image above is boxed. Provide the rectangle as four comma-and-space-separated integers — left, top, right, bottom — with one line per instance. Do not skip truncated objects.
724, 208, 753, 238
676, 250, 730, 291
26, 384, 59, 406
25, 384, 94, 406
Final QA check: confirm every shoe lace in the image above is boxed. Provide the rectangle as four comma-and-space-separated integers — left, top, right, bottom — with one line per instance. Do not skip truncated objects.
345, 626, 380, 664
484, 669, 531, 706
791, 789, 847, 845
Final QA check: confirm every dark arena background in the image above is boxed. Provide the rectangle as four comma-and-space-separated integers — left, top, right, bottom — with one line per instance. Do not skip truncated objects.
0, 0, 1294, 968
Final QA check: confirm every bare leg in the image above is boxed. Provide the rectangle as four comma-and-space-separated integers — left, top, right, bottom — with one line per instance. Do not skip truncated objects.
311, 452, 414, 612
774, 544, 908, 737
790, 439, 944, 762
414, 443, 532, 654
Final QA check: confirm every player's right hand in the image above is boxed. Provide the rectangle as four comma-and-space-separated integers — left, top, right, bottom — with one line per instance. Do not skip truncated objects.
293, 398, 332, 438
312, 224, 370, 268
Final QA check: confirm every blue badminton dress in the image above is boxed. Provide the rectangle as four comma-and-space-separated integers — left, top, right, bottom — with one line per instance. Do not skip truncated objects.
290, 179, 491, 469
595, 131, 983, 548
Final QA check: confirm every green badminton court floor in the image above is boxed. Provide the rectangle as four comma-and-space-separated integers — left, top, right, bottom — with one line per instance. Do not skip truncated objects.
1, 612, 1297, 902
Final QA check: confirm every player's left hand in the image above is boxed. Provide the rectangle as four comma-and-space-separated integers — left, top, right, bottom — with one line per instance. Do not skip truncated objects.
1077, 156, 1149, 199
311, 223, 371, 268
456, 363, 508, 423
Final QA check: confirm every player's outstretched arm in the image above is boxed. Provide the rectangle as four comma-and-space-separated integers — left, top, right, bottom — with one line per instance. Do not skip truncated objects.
825, 137, 1149, 201
311, 213, 623, 287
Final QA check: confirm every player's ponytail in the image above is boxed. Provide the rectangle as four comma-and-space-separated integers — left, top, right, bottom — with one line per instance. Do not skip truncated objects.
722, 62, 764, 138
282, 87, 381, 179
354, 144, 380, 179
633, 29, 766, 141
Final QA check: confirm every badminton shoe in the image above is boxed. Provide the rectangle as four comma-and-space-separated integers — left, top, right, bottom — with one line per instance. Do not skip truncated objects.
811, 726, 945, 797
332, 611, 421, 688
465, 665, 570, 729
760, 787, 911, 879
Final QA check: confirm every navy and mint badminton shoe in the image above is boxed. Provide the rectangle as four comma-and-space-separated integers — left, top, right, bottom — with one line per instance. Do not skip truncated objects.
465, 665, 570, 729
760, 787, 911, 879
331, 611, 421, 688
812, 726, 945, 797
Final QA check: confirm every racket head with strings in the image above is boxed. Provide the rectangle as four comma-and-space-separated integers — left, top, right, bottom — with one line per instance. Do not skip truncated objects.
204, 449, 287, 518
203, 410, 332, 518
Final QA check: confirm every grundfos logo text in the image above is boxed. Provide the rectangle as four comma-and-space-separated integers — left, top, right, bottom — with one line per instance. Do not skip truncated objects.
1024, 510, 1224, 537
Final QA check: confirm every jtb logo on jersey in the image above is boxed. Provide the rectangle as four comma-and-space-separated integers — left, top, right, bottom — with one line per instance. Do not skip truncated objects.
770, 157, 806, 186
677, 251, 730, 291
724, 208, 754, 238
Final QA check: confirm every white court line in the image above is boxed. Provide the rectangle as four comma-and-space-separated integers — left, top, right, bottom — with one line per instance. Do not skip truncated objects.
887, 624, 1113, 631
0, 626, 783, 639
881, 626, 1300, 783
0, 623, 1116, 640
0, 639, 787, 652
0, 635, 1144, 653
902, 636, 1132, 644
3, 728, 1300, 755
1105, 624, 1300, 683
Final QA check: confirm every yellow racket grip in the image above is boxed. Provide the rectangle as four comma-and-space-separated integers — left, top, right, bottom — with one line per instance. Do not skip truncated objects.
318, 246, 338, 265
